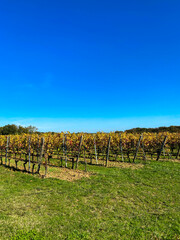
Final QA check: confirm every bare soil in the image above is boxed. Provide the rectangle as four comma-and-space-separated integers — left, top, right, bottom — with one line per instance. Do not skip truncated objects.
46, 167, 92, 181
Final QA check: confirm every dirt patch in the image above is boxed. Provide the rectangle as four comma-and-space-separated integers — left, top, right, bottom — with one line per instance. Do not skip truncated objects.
108, 161, 144, 169
159, 158, 180, 163
46, 162, 143, 181
96, 159, 144, 169
46, 167, 92, 181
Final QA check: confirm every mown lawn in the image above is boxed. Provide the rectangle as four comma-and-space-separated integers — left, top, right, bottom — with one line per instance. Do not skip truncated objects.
0, 160, 180, 240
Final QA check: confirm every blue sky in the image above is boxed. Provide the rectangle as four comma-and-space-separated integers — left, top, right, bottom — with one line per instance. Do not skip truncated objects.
0, 0, 179, 132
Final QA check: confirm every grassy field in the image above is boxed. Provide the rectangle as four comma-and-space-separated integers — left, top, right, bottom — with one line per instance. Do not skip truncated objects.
0, 160, 180, 240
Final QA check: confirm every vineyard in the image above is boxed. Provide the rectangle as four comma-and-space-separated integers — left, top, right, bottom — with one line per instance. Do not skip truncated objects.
0, 132, 180, 176
1, 132, 180, 239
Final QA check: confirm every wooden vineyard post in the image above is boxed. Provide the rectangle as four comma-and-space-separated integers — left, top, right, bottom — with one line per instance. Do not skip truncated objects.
63, 134, 65, 152
5, 136, 10, 165
8, 154, 11, 167
83, 146, 87, 172
60, 157, 63, 167
133, 134, 143, 162
156, 136, 167, 161
36, 137, 39, 163
106, 136, 111, 167
62, 134, 68, 167
36, 137, 45, 174
44, 153, 48, 177
76, 135, 83, 169
28, 137, 31, 172
119, 133, 124, 162
176, 145, 180, 159
65, 134, 67, 168
61, 134, 64, 164
71, 158, 75, 169
94, 136, 98, 165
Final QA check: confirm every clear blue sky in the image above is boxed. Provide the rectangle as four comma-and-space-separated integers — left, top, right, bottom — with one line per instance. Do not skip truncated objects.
0, 0, 179, 132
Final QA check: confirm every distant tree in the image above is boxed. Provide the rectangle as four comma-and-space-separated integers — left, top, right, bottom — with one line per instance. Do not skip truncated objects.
1, 124, 18, 135
123, 126, 180, 133
17, 125, 28, 134
0, 124, 38, 135
26, 125, 38, 134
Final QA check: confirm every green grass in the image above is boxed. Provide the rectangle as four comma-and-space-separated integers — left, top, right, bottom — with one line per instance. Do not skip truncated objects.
0, 160, 180, 240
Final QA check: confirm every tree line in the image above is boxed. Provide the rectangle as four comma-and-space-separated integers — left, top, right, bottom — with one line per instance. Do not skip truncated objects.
0, 124, 38, 135
120, 126, 180, 134
1, 124, 180, 135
